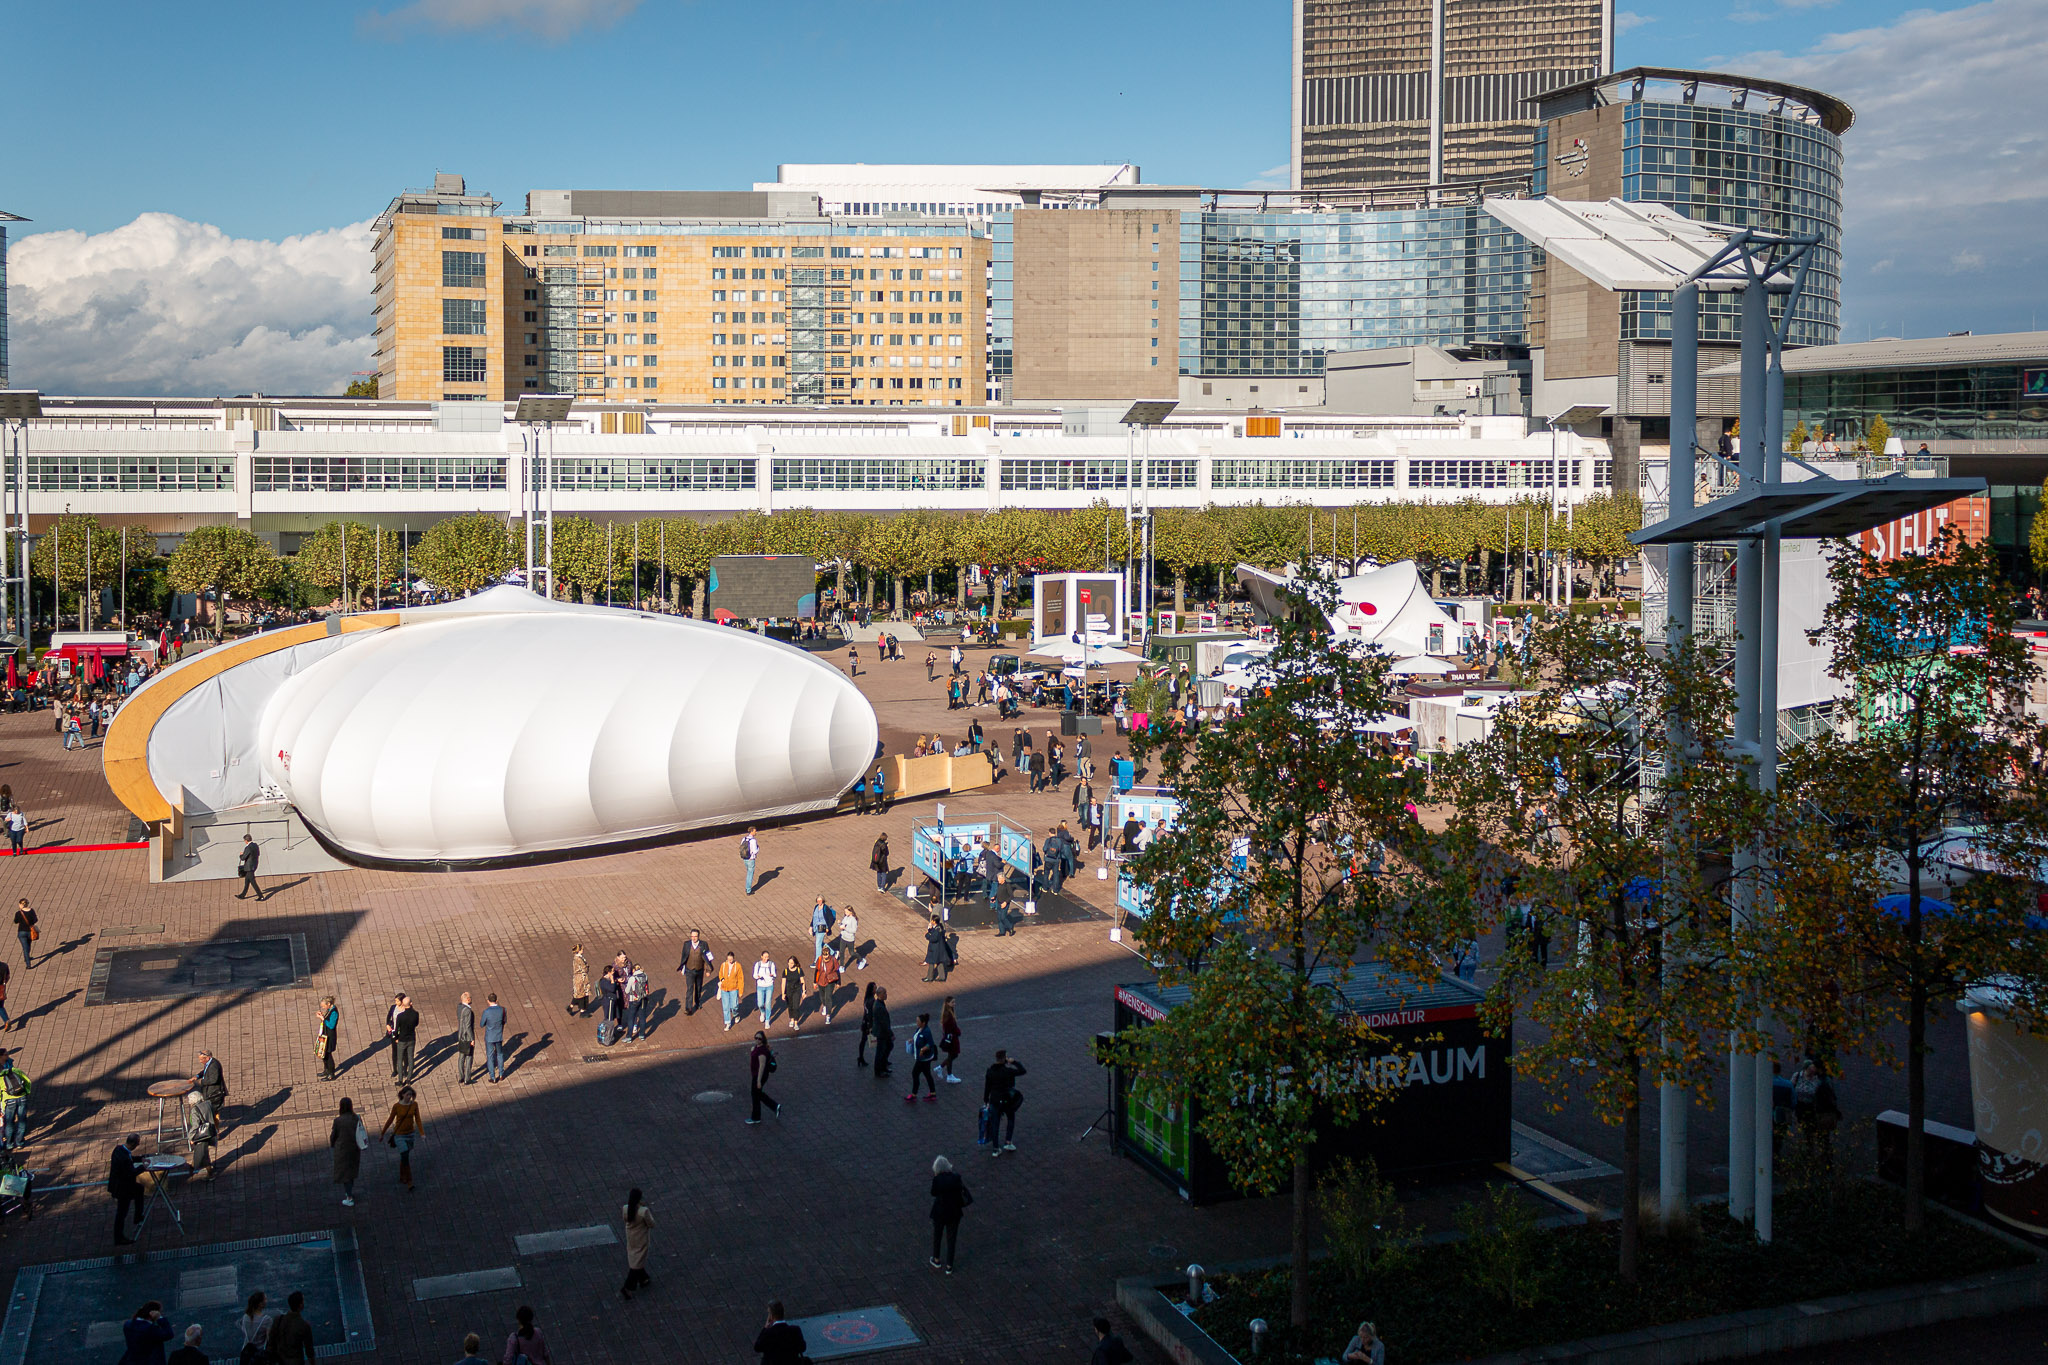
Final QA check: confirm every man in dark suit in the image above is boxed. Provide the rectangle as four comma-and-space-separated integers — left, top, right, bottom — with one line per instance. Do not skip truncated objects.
268, 1291, 316, 1365
108, 1133, 143, 1243
454, 992, 476, 1085
390, 995, 420, 1082
235, 834, 262, 900
194, 1049, 228, 1136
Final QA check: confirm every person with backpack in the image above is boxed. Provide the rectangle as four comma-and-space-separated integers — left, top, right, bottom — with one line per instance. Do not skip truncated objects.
927, 1154, 972, 1274
906, 1012, 940, 1103
982, 1050, 1027, 1155
752, 952, 779, 1025
328, 1098, 364, 1207
740, 826, 761, 896
746, 1031, 780, 1124
812, 947, 841, 1024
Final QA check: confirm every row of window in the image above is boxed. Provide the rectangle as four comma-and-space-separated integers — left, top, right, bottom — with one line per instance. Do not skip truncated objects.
251, 458, 507, 492
1000, 460, 1198, 491
30, 457, 235, 491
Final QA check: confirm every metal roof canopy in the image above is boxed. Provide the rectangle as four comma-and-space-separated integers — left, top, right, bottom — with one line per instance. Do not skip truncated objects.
1632, 475, 1989, 545
1482, 198, 1790, 294
1121, 400, 1178, 427
513, 394, 575, 423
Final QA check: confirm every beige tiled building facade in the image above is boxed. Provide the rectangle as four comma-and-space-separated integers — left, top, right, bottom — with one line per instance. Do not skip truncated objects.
1293, 0, 1611, 190
372, 177, 989, 407
1006, 208, 1180, 403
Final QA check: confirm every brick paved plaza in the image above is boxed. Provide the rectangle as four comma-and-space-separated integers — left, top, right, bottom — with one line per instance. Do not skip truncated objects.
0, 641, 2021, 1365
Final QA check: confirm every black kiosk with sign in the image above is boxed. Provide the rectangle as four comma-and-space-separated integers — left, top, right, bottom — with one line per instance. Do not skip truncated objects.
1110, 966, 1510, 1205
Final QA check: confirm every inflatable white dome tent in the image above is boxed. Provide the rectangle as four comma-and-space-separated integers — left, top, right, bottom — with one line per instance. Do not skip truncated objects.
1234, 560, 1463, 657
104, 587, 878, 865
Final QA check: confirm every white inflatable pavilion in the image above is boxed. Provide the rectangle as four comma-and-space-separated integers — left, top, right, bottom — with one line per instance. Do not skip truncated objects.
108, 587, 878, 865
1234, 560, 1463, 657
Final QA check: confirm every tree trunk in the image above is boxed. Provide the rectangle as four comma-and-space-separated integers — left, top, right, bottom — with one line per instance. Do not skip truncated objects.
894, 575, 905, 618
1906, 983, 1926, 1232
1430, 562, 1443, 596
1290, 1148, 1312, 1329
1620, 1063, 1641, 1281
1174, 572, 1186, 615
836, 560, 847, 606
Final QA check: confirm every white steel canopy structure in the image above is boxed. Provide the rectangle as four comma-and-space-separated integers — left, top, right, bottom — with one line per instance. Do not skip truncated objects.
107, 587, 877, 865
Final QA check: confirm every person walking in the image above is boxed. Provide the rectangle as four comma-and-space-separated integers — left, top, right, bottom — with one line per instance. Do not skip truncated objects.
950, 642, 963, 676
906, 1013, 939, 1102
746, 1030, 780, 1124
617, 1186, 658, 1299
870, 986, 895, 1079
389, 995, 419, 1083
234, 834, 262, 901
378, 1086, 423, 1191
753, 1303, 807, 1364
0, 960, 13, 1034
927, 1154, 971, 1274
812, 946, 841, 1024
238, 1291, 274, 1364
982, 1050, 1027, 1155
717, 952, 745, 1031
1091, 1317, 1136, 1365
924, 649, 938, 682
454, 992, 477, 1085
780, 956, 805, 1033
12, 900, 36, 970
109, 1133, 144, 1244
809, 896, 836, 962
922, 915, 952, 983
856, 982, 877, 1067
502, 1306, 554, 1365
5, 808, 25, 857
676, 931, 711, 1016
870, 834, 891, 893
195, 1049, 228, 1133
838, 907, 862, 969
0, 1050, 31, 1150
329, 1098, 364, 1207
316, 997, 339, 1082
569, 944, 592, 1016
740, 826, 761, 895
752, 951, 778, 1024
938, 998, 963, 1083
183, 1088, 216, 1182
267, 1293, 314, 1365
846, 644, 860, 678
482, 993, 508, 1082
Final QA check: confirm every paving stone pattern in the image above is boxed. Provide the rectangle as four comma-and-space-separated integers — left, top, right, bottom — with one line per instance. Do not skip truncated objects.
0, 644, 2019, 1365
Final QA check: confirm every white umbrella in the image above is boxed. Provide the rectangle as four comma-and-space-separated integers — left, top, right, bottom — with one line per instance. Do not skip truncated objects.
1388, 654, 1456, 676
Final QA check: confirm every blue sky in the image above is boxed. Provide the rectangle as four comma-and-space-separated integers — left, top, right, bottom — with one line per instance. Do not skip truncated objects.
5, 0, 2045, 393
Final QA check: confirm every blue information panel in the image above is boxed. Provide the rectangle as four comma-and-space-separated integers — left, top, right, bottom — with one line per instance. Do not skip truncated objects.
912, 822, 991, 882
999, 826, 1036, 877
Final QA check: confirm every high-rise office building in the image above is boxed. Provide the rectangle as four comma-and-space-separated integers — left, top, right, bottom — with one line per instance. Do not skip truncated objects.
1292, 0, 1613, 191
0, 211, 23, 388
371, 175, 989, 406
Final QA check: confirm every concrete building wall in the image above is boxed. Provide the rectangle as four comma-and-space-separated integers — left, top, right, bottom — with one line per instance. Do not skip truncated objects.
1010, 209, 1178, 402
1525, 102, 1627, 385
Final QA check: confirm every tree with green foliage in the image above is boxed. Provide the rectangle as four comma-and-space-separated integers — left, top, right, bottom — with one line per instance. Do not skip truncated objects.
1153, 507, 1231, 613
1424, 614, 1761, 1280
1865, 413, 1893, 455
295, 521, 406, 609
1107, 575, 1428, 1330
30, 513, 158, 630
344, 377, 378, 398
545, 516, 628, 601
2033, 477, 2048, 584
1768, 529, 2048, 1231
166, 526, 283, 640
413, 513, 515, 596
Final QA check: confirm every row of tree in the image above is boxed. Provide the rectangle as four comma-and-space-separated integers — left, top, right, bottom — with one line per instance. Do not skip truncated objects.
1114, 530, 2048, 1325
15, 497, 1647, 638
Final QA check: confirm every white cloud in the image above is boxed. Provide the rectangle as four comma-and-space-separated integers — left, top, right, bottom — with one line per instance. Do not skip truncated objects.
1242, 163, 1292, 191
1615, 10, 1654, 34
1720, 0, 2048, 337
9, 214, 375, 397
363, 0, 642, 40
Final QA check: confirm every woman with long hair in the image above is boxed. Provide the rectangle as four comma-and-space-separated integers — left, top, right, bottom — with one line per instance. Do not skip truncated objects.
503, 1304, 553, 1365
781, 956, 804, 1033
938, 997, 963, 1084
238, 1291, 273, 1365
620, 1188, 656, 1300
378, 1086, 423, 1191
316, 996, 339, 1081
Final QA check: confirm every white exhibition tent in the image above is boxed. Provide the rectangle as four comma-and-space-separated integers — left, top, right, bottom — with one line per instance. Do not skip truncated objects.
1025, 642, 1147, 667
1235, 560, 1465, 656
138, 586, 878, 864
